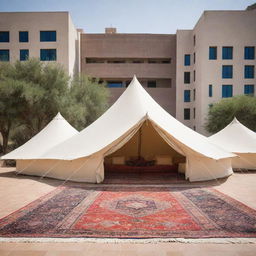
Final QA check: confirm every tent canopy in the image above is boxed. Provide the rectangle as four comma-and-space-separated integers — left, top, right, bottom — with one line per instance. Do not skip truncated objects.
209, 118, 256, 153
37, 76, 235, 161
2, 113, 78, 160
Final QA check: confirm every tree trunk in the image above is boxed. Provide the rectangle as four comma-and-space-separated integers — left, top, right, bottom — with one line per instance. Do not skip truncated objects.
1, 121, 11, 154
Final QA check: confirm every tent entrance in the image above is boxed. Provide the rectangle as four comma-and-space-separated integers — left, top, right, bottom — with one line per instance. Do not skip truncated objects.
104, 121, 186, 183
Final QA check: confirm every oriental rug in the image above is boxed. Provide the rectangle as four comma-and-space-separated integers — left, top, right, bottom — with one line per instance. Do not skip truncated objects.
0, 186, 255, 238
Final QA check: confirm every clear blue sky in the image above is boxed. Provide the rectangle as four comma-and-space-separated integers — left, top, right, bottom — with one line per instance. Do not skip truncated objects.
0, 0, 255, 33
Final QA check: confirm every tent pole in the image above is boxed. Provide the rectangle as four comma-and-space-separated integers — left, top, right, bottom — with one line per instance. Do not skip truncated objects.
138, 127, 142, 160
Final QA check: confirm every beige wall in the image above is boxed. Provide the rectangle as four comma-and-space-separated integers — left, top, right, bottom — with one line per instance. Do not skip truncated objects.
0, 12, 79, 76
81, 33, 176, 114
176, 9, 256, 135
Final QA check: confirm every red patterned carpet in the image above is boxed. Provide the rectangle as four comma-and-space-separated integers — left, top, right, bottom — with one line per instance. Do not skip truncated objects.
0, 186, 255, 238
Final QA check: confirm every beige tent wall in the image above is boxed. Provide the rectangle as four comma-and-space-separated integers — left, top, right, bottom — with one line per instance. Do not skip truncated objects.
232, 153, 256, 169
17, 156, 104, 183
186, 156, 233, 181
106, 121, 184, 163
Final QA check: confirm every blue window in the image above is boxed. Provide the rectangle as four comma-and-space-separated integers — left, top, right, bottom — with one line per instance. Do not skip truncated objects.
222, 85, 233, 98
40, 31, 56, 42
107, 82, 123, 88
244, 65, 254, 79
19, 31, 29, 42
244, 85, 254, 95
184, 108, 190, 120
0, 31, 9, 42
184, 54, 190, 66
209, 47, 217, 60
222, 65, 233, 79
222, 47, 233, 59
209, 84, 213, 97
184, 90, 191, 102
20, 49, 29, 61
0, 50, 9, 61
244, 47, 255, 60
40, 49, 56, 61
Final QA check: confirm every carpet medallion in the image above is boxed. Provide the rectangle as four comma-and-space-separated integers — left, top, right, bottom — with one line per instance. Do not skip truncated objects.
0, 186, 255, 238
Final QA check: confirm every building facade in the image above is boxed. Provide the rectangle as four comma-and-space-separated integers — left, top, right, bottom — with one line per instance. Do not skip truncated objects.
0, 12, 80, 77
0, 5, 255, 134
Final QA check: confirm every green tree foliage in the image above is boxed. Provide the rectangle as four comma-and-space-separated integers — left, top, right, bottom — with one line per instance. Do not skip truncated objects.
64, 75, 109, 130
205, 95, 256, 134
0, 59, 109, 154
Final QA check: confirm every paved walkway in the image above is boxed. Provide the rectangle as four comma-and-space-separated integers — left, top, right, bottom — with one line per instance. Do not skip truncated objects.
0, 167, 255, 255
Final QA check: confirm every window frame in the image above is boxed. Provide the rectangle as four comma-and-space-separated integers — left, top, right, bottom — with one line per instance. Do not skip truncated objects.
244, 84, 254, 95
184, 54, 190, 66
244, 65, 255, 79
209, 84, 213, 97
222, 84, 233, 98
222, 65, 233, 79
0, 31, 9, 43
184, 72, 190, 84
184, 90, 191, 102
184, 108, 190, 120
209, 46, 217, 60
20, 49, 29, 61
19, 31, 29, 43
244, 46, 255, 60
222, 46, 233, 60
40, 31, 57, 42
0, 49, 10, 61
40, 49, 57, 61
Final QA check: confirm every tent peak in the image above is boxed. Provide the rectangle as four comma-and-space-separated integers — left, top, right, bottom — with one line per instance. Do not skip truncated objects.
231, 117, 240, 124
53, 112, 64, 120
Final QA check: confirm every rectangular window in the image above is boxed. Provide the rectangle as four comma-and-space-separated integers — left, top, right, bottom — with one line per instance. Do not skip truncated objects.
222, 85, 233, 98
184, 72, 190, 84
184, 108, 190, 120
193, 108, 196, 119
40, 31, 56, 42
193, 52, 196, 64
20, 49, 29, 61
184, 54, 190, 66
244, 85, 254, 95
107, 81, 123, 88
0, 49, 9, 61
193, 89, 196, 101
147, 81, 156, 88
193, 35, 196, 46
244, 65, 254, 79
209, 46, 217, 60
40, 49, 56, 61
222, 46, 233, 59
193, 70, 196, 82
184, 90, 191, 102
19, 31, 29, 42
222, 65, 233, 79
0, 31, 9, 42
244, 47, 255, 60
209, 84, 213, 97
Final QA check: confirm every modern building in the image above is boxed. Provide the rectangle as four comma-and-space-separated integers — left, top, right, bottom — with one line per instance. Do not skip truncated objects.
0, 12, 80, 77
0, 4, 255, 134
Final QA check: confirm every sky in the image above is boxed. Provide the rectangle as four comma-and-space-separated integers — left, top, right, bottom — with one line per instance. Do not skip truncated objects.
0, 0, 255, 33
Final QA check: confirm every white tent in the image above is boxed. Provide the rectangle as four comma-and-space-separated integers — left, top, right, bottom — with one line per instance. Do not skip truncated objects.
2, 112, 78, 174
209, 118, 256, 169
2, 76, 235, 182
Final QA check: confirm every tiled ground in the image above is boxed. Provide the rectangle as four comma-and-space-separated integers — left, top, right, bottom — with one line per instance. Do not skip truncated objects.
0, 167, 255, 255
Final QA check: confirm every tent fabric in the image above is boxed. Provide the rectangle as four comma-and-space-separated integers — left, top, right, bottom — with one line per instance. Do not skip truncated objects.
2, 76, 235, 182
39, 76, 235, 161
209, 118, 256, 169
2, 113, 78, 160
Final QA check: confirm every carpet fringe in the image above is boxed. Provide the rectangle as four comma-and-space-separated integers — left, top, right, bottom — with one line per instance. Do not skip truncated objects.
0, 237, 255, 244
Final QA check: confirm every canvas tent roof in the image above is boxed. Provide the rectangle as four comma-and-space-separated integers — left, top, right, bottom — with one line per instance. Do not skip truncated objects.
209, 118, 256, 153
35, 76, 234, 161
2, 113, 78, 160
